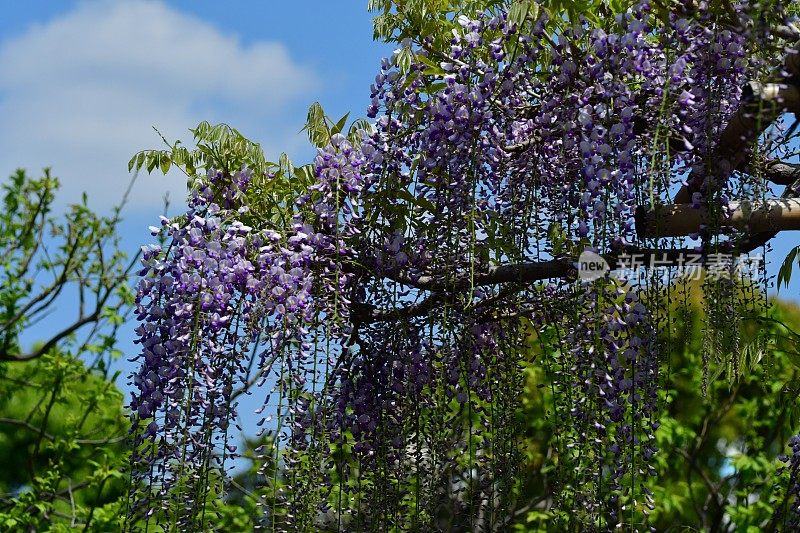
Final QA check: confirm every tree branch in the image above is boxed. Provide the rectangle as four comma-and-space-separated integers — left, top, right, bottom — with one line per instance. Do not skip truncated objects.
0, 417, 124, 445
352, 247, 745, 323
0, 305, 107, 362
756, 159, 800, 185
636, 198, 800, 238
0, 251, 139, 362
674, 79, 800, 204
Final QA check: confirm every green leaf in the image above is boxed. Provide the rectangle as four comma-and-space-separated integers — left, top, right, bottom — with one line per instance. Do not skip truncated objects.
548, 223, 569, 257
396, 189, 436, 214
415, 53, 446, 77
395, 47, 413, 73
784, 349, 800, 370
508, 0, 539, 27
777, 246, 799, 290
146, 153, 159, 173
301, 102, 331, 148
332, 112, 351, 136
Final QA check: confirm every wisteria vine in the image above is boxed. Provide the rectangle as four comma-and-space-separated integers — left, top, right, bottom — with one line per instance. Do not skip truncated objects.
126, 1, 800, 531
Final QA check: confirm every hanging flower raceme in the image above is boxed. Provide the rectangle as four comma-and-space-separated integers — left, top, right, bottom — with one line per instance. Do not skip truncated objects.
126, 167, 350, 530
331, 2, 782, 528
127, 172, 257, 528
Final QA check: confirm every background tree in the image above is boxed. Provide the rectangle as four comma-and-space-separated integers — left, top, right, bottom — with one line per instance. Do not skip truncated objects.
514, 280, 800, 531
0, 170, 135, 530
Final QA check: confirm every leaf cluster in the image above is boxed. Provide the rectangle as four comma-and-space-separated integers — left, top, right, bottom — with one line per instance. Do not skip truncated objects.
0, 170, 136, 529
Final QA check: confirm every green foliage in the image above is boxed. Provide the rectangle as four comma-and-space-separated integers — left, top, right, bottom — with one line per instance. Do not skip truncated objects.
778, 245, 800, 291
130, 113, 376, 238
367, 0, 644, 52
513, 281, 800, 531
130, 122, 319, 230
302, 102, 374, 149
0, 169, 135, 364
0, 354, 129, 531
0, 169, 135, 529
643, 288, 799, 531
369, 0, 505, 45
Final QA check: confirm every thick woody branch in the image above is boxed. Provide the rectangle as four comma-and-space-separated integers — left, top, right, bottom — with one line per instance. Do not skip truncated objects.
724, 174, 800, 253
351, 258, 576, 321
504, 134, 540, 154
353, 247, 740, 322
757, 159, 800, 185
351, 256, 576, 293
673, 35, 800, 203
472, 258, 575, 286
674, 80, 800, 203
776, 23, 800, 42
636, 198, 800, 239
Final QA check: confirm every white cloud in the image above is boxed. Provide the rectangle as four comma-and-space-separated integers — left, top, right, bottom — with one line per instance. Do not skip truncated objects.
0, 0, 318, 212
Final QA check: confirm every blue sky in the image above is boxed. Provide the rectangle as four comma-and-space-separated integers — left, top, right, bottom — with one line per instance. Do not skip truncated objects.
3, 1, 799, 410
0, 0, 399, 471
0, 0, 392, 213
0, 1, 393, 417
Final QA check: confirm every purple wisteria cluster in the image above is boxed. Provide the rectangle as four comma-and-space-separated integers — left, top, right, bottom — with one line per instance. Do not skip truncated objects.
321, 1, 781, 528
560, 283, 660, 520
128, 173, 256, 527
127, 168, 351, 529
782, 435, 800, 529
126, 0, 799, 530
